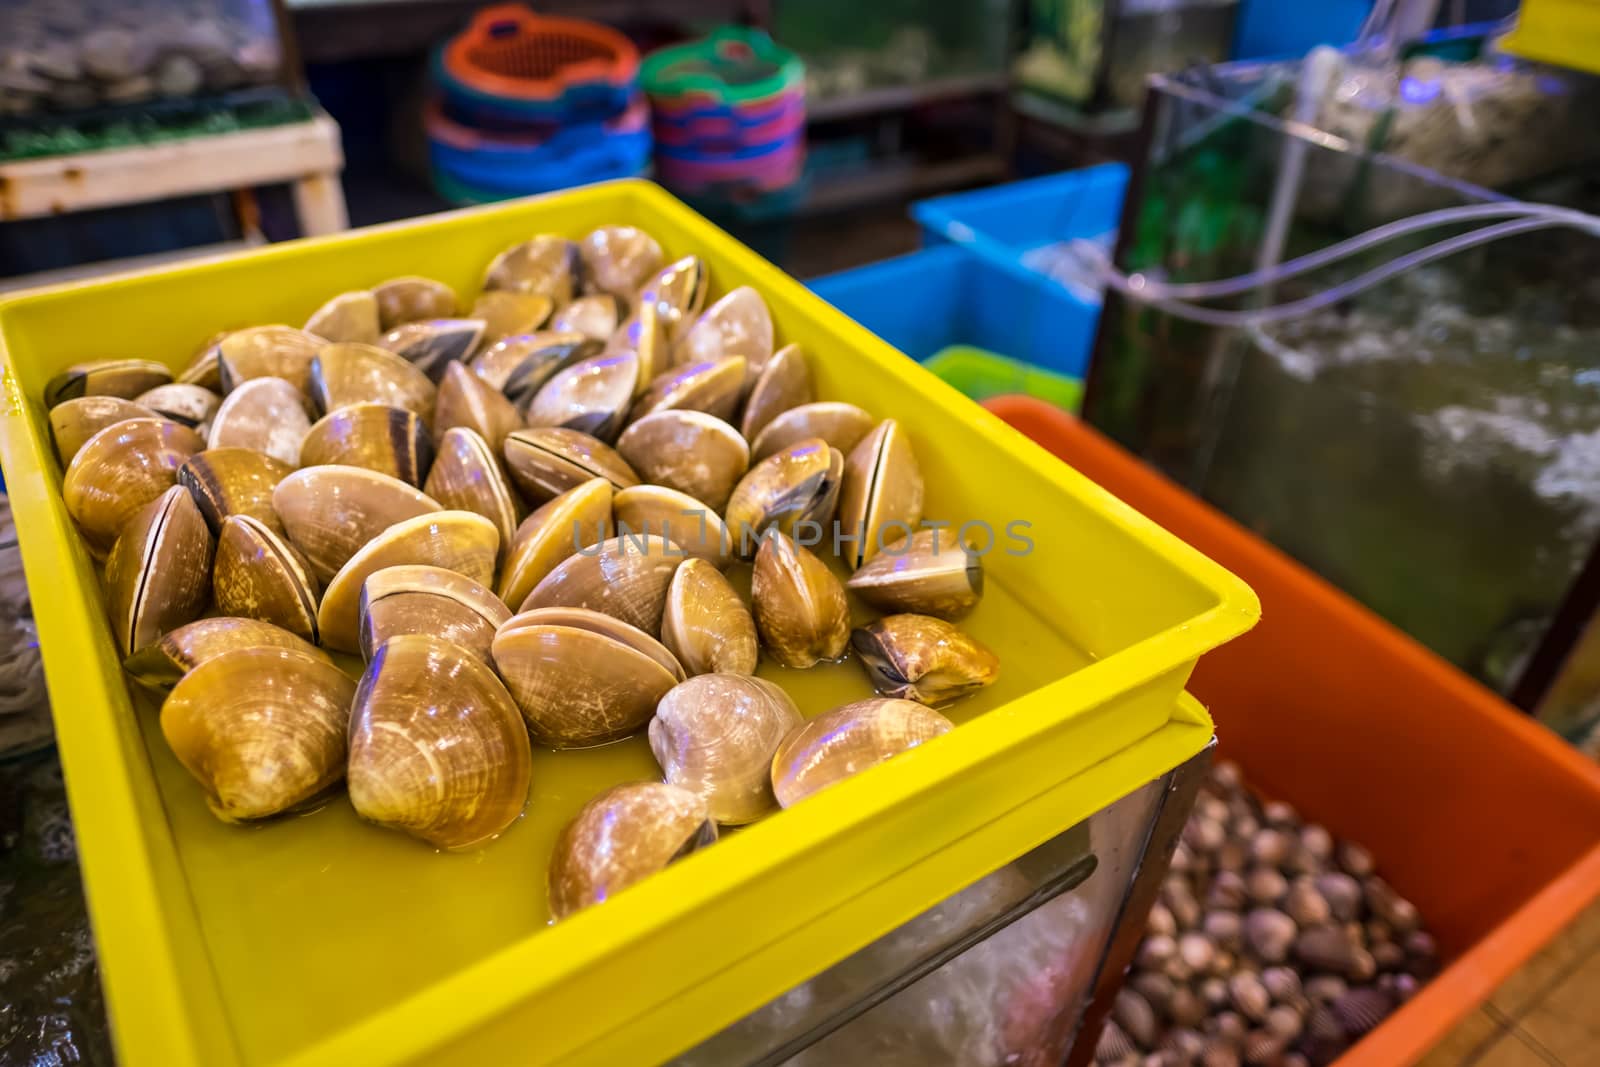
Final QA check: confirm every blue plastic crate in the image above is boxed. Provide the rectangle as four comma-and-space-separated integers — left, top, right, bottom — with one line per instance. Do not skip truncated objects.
807, 243, 1098, 380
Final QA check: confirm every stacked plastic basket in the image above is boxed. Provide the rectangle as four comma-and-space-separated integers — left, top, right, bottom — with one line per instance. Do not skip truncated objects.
429, 5, 651, 203
640, 28, 806, 202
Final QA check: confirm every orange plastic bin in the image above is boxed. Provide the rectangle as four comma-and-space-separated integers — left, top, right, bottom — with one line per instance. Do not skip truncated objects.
984, 396, 1600, 1065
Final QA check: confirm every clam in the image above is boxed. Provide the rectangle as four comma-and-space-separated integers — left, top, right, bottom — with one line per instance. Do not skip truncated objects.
650, 674, 801, 824
548, 781, 713, 920
359, 565, 511, 663
845, 528, 983, 620
310, 342, 437, 427
207, 376, 312, 466
104, 486, 214, 655
299, 403, 433, 487
63, 417, 204, 555
676, 286, 773, 387
160, 646, 355, 820
723, 438, 843, 560
851, 615, 998, 706
579, 224, 664, 302
273, 466, 440, 583
214, 326, 322, 395
661, 559, 759, 676
348, 634, 531, 848
483, 235, 580, 303
48, 396, 159, 465
524, 350, 638, 442
373, 276, 458, 330
740, 343, 812, 442
497, 479, 613, 610
491, 606, 682, 747
134, 384, 221, 431
212, 515, 320, 642
124, 617, 327, 692
627, 356, 745, 424
615, 410, 749, 513
613, 485, 732, 569
750, 401, 875, 463
177, 337, 223, 389
502, 427, 639, 503
434, 362, 524, 451
316, 510, 500, 653
470, 332, 598, 402
520, 533, 683, 634
44, 358, 172, 408
770, 698, 954, 808
637, 256, 708, 341
423, 427, 522, 550
751, 534, 849, 668
471, 290, 553, 343
837, 419, 924, 568
379, 318, 487, 382
304, 290, 380, 344
550, 294, 622, 340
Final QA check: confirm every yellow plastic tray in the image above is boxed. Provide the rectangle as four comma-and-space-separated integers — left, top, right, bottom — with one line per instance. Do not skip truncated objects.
0, 180, 1256, 1067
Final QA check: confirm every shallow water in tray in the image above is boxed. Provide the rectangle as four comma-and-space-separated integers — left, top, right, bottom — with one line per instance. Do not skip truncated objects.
135, 557, 1094, 1063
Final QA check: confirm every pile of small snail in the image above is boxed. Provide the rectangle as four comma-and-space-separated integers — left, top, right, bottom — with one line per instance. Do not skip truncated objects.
1099, 761, 1437, 1067
44, 227, 1002, 919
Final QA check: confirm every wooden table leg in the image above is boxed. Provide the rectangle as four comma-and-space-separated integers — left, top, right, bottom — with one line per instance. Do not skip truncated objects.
290, 172, 349, 236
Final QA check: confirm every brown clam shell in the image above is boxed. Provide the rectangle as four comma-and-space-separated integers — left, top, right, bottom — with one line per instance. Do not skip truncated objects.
379, 318, 487, 382
550, 293, 623, 341
845, 528, 983, 620
215, 326, 322, 396
579, 225, 664, 302
44, 358, 172, 408
471, 290, 553, 343
636, 256, 708, 342
770, 698, 954, 808
272, 466, 441, 583
483, 235, 580, 303
851, 614, 998, 707
310, 342, 437, 427
48, 396, 160, 466
207, 376, 312, 466
359, 565, 511, 663
373, 276, 459, 329
104, 486, 214, 656
134, 384, 221, 431
615, 410, 749, 514
497, 478, 613, 611
524, 350, 639, 443
423, 426, 523, 552
740, 343, 812, 442
650, 674, 800, 824
63, 417, 205, 556
502, 427, 639, 503
124, 617, 327, 693
627, 356, 744, 424
520, 533, 684, 635
212, 515, 321, 643
660, 558, 758, 676
434, 361, 524, 452
676, 286, 773, 388
750, 401, 875, 463
299, 403, 433, 487
836, 419, 925, 569
547, 781, 712, 920
723, 437, 844, 560
304, 290, 380, 345
469, 332, 597, 401
613, 485, 733, 570
751, 534, 849, 668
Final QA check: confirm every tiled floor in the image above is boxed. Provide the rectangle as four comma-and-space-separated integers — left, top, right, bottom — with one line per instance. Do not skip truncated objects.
1420, 898, 1600, 1066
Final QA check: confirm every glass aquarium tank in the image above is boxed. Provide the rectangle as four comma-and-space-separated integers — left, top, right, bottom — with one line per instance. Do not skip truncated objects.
1084, 53, 1600, 740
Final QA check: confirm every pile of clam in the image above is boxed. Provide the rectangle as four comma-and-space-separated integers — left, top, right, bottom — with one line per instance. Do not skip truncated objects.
1100, 761, 1437, 1067
46, 228, 1000, 918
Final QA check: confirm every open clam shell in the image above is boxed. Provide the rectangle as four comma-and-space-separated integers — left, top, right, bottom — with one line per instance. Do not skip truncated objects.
208, 375, 312, 466
470, 332, 598, 403
379, 318, 487, 382
616, 410, 749, 514
548, 781, 713, 920
579, 224, 664, 303
471, 290, 553, 343
304, 290, 380, 345
750, 401, 875, 463
124, 617, 327, 693
502, 427, 639, 503
836, 419, 925, 569
491, 607, 682, 747
520, 533, 684, 634
851, 614, 998, 707
49, 396, 160, 466
497, 478, 613, 611
311, 342, 437, 427
215, 326, 322, 396
300, 403, 433, 487
63, 417, 204, 556
349, 634, 531, 849
845, 528, 983, 620
161, 646, 355, 821
373, 276, 458, 330
524, 350, 639, 442
723, 437, 844, 560
317, 510, 500, 653
550, 294, 623, 341
661, 558, 759, 676
627, 356, 745, 425
423, 427, 523, 555
134, 383, 221, 431
676, 286, 773, 387
650, 674, 800, 825
637, 256, 708, 342
770, 698, 954, 808
104, 486, 214, 656
359, 565, 511, 663
212, 515, 321, 643
434, 362, 524, 452
45, 358, 172, 408
740, 343, 812, 442
483, 235, 580, 303
751, 534, 849, 668
614, 485, 733, 570
273, 466, 441, 583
